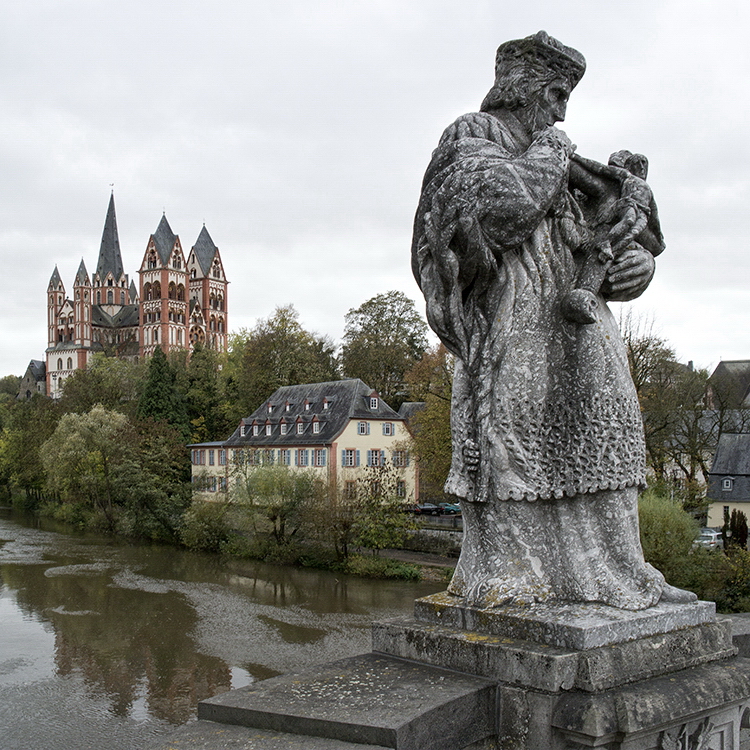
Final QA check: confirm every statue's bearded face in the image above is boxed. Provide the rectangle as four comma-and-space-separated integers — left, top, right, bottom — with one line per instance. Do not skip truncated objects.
518, 78, 571, 136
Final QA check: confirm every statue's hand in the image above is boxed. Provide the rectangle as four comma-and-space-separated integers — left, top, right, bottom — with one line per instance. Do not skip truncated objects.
535, 126, 574, 158
603, 244, 655, 301
463, 440, 480, 473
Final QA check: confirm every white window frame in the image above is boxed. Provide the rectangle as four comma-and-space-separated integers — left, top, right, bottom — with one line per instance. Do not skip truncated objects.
313, 422, 321, 434
297, 422, 304, 435
358, 422, 369, 435
370, 397, 378, 409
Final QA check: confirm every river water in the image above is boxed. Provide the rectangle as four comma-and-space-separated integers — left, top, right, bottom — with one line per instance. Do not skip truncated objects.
0, 508, 443, 750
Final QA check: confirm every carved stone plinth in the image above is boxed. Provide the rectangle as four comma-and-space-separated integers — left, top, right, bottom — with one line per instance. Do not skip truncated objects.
371, 593, 750, 749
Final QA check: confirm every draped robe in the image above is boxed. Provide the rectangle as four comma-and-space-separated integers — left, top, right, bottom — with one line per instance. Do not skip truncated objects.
412, 112, 665, 609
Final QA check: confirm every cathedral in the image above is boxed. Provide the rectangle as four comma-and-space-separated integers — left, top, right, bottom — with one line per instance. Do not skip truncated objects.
45, 194, 228, 398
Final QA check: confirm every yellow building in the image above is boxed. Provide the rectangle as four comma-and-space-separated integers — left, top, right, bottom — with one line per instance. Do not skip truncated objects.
190, 379, 418, 502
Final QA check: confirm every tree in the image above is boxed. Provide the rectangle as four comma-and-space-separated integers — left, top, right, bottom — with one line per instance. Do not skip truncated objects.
620, 311, 736, 514
42, 405, 133, 530
3, 395, 62, 501
137, 346, 189, 436
183, 343, 228, 442
232, 464, 325, 546
404, 345, 453, 500
226, 305, 338, 420
0, 375, 20, 397
340, 291, 428, 409
60, 355, 145, 416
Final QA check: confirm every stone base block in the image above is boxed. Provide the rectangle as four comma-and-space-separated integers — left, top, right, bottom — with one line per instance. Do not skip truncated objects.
414, 591, 716, 650
197, 653, 496, 750
147, 720, 391, 749
373, 616, 736, 692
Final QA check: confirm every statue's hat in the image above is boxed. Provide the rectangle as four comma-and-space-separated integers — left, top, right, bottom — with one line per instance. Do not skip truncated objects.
494, 31, 586, 89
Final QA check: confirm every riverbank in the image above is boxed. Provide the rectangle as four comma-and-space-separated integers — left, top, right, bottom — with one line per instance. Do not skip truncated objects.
0, 507, 446, 750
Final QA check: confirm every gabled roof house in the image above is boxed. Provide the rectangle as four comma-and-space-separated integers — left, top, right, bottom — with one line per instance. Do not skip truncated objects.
190, 379, 418, 501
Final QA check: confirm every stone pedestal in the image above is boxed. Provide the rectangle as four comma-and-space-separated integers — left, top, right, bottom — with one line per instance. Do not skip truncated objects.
372, 593, 750, 749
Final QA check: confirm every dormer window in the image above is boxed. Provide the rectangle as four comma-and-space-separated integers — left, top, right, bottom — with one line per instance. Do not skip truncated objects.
253, 425, 260, 437
313, 422, 321, 434
240, 425, 246, 437
369, 397, 378, 410
723, 478, 734, 491
304, 401, 311, 411
285, 402, 291, 412
280, 423, 288, 435
297, 423, 304, 435
265, 424, 272, 436
323, 399, 329, 410
267, 404, 273, 413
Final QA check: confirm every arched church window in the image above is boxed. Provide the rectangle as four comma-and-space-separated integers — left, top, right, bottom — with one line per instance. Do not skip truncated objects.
107, 290, 113, 304
57, 358, 63, 370
97, 291, 101, 304
66, 358, 72, 370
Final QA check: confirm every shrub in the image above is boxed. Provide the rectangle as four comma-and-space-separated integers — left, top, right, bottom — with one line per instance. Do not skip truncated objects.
639, 489, 699, 583
179, 500, 232, 552
344, 555, 421, 580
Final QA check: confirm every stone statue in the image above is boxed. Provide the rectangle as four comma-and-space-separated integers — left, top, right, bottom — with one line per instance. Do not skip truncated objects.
412, 31, 694, 610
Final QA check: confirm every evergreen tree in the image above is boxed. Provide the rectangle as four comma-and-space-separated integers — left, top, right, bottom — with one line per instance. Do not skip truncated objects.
137, 347, 189, 436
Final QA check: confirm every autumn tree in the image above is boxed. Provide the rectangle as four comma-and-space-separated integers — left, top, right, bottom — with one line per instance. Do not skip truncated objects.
340, 291, 428, 409
403, 344, 453, 500
226, 305, 338, 421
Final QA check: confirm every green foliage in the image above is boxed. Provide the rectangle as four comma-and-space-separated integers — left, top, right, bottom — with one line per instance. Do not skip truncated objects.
344, 555, 421, 580
728, 509, 749, 550
404, 345, 453, 499
3, 395, 62, 499
137, 347, 189, 436
340, 291, 428, 408
318, 464, 416, 560
638, 488, 699, 582
225, 305, 339, 422
233, 464, 325, 545
179, 500, 233, 552
60, 355, 145, 416
0, 374, 20, 397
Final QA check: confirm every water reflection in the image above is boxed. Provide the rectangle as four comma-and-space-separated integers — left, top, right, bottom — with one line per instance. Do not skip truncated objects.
0, 508, 442, 749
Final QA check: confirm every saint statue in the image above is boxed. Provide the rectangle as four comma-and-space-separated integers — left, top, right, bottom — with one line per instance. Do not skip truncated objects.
412, 31, 694, 610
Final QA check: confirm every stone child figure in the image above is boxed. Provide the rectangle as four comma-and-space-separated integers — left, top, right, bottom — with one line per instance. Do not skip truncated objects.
562, 149, 664, 324
412, 31, 693, 609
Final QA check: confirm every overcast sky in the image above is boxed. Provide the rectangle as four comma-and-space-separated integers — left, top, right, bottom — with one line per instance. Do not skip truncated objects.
1, 0, 748, 377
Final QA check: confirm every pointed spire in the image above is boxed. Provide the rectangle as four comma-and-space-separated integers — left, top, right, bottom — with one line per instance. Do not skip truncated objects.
152, 214, 177, 265
75, 259, 90, 286
192, 225, 218, 275
129, 280, 138, 303
96, 193, 125, 283
48, 265, 63, 290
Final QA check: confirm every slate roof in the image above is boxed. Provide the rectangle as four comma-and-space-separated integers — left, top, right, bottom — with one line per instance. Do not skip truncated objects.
192, 225, 217, 276
398, 402, 426, 422
152, 214, 177, 265
224, 379, 404, 447
710, 433, 750, 476
92, 304, 140, 328
709, 360, 750, 409
27, 359, 46, 382
75, 259, 90, 286
48, 266, 63, 290
96, 193, 125, 282
708, 432, 750, 504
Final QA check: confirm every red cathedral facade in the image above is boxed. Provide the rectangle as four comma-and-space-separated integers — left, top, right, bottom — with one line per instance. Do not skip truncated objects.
45, 194, 228, 398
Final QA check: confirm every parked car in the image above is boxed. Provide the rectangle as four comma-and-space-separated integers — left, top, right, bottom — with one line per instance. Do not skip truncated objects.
438, 503, 461, 515
415, 503, 443, 516
697, 528, 722, 549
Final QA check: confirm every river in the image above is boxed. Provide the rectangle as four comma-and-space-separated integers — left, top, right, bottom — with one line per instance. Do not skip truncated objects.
0, 507, 443, 750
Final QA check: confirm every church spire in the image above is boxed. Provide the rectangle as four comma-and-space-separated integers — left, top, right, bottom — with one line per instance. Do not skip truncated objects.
96, 193, 124, 282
